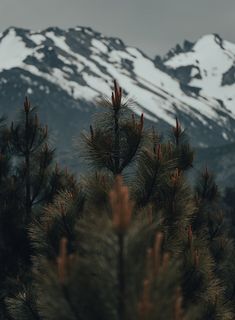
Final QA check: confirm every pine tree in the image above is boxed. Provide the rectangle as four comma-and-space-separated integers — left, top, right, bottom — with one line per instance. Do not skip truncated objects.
132, 117, 232, 318
6, 82, 235, 319
29, 176, 187, 320
28, 81, 145, 260
0, 98, 76, 318
194, 168, 235, 309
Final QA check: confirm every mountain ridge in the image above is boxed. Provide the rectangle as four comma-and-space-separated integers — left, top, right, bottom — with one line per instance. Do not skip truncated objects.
0, 26, 235, 184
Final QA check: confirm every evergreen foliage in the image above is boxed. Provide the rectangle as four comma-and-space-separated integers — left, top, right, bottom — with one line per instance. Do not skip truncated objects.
194, 169, 235, 306
0, 98, 76, 319
1, 81, 235, 320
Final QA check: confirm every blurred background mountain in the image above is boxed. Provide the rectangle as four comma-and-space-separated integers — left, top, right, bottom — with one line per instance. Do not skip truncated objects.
0, 26, 235, 186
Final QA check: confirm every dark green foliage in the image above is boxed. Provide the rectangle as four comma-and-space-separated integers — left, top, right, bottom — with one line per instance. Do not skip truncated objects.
30, 188, 85, 259
170, 118, 194, 171
29, 178, 186, 320
223, 186, 235, 240
2, 81, 235, 320
82, 81, 144, 174
194, 169, 235, 307
0, 98, 77, 318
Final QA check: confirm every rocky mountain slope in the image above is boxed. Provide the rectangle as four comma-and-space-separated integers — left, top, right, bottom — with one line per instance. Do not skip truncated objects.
0, 26, 235, 184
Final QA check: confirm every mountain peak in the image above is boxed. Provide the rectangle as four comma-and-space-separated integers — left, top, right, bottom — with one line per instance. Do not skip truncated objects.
0, 26, 235, 150
193, 33, 224, 51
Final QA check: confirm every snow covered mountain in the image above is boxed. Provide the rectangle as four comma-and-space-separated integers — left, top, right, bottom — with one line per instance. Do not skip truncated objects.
0, 26, 235, 173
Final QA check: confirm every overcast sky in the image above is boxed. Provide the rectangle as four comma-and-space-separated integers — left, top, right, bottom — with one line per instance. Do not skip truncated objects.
0, 0, 234, 57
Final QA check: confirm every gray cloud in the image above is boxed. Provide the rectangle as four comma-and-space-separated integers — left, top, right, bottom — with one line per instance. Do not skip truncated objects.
0, 0, 234, 57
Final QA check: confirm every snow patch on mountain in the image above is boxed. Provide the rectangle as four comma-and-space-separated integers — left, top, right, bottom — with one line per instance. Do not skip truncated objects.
29, 33, 45, 46
91, 39, 108, 54
164, 34, 235, 114
0, 28, 32, 71
0, 26, 235, 147
46, 31, 71, 53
